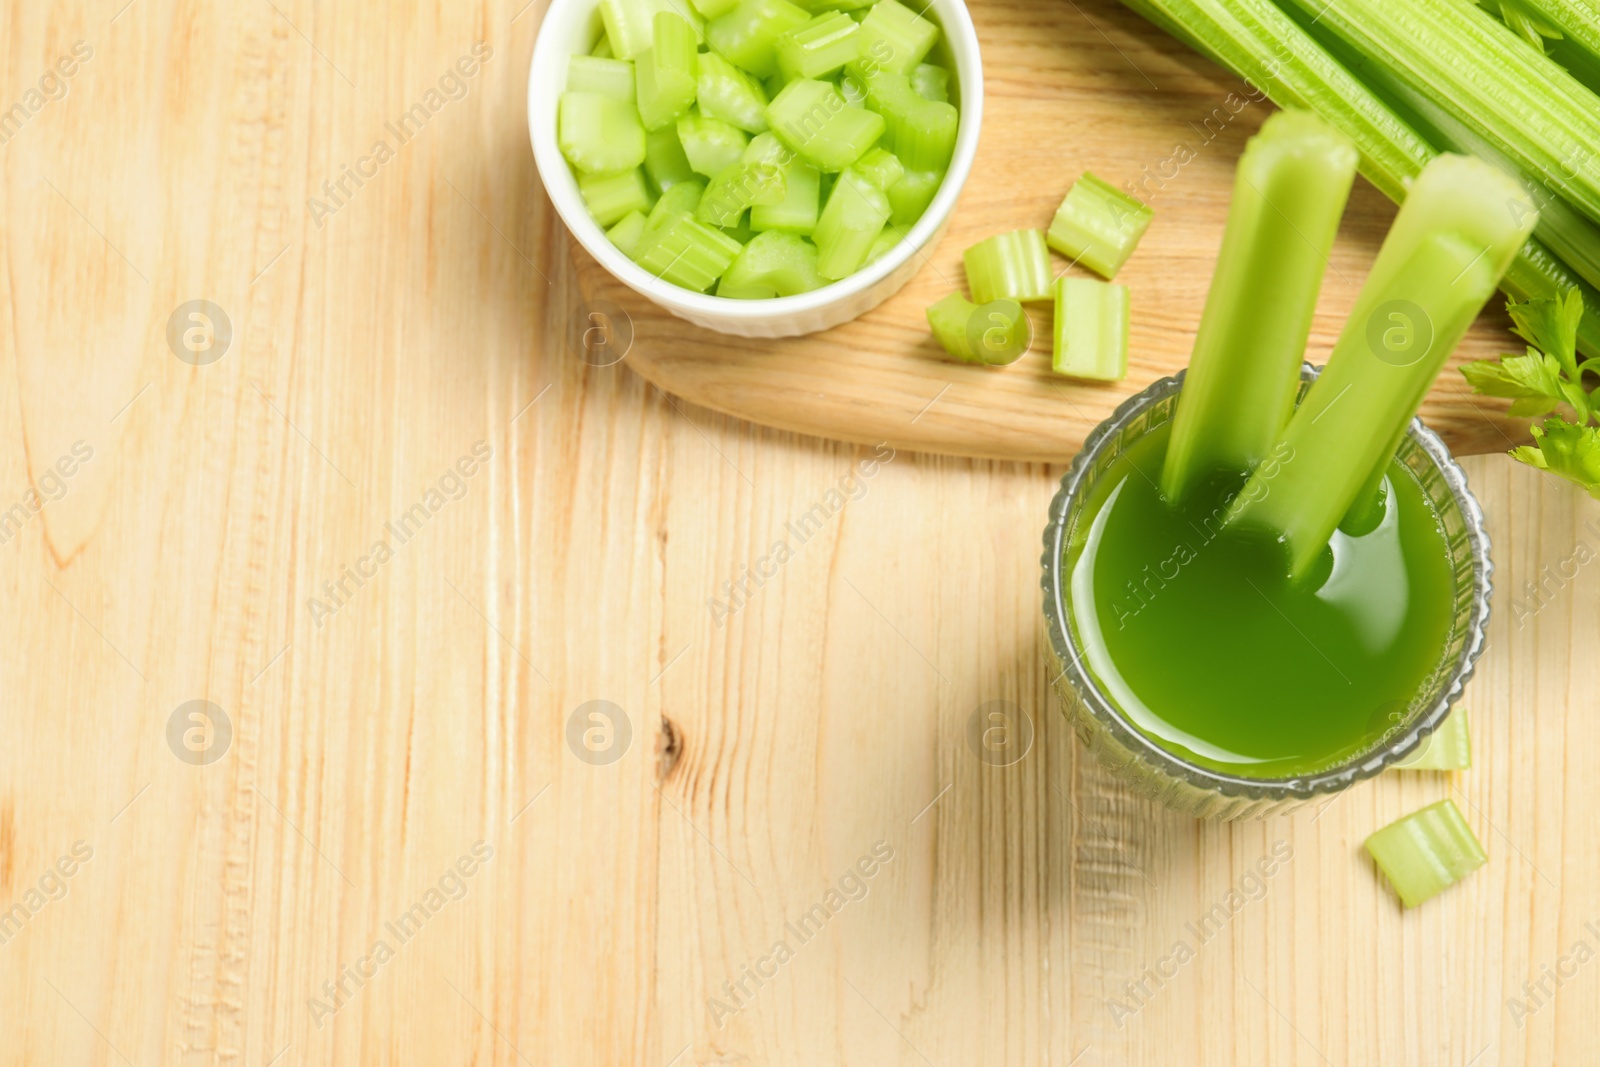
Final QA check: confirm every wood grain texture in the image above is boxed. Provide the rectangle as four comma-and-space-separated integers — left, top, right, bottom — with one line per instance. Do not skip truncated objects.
583, 0, 1534, 463
0, 0, 1596, 1065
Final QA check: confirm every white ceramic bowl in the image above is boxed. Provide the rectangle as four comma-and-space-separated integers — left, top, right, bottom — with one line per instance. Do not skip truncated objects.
528, 0, 984, 338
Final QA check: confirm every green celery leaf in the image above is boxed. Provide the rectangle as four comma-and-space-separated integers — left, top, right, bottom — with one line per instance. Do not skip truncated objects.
1511, 418, 1600, 497
1509, 396, 1561, 417
1460, 349, 1562, 399
1507, 289, 1584, 381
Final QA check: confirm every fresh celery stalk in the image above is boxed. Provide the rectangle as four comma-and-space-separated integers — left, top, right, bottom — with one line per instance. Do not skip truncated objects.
813, 167, 890, 278
886, 168, 942, 226
776, 12, 862, 79
1052, 277, 1129, 380
567, 55, 635, 100
911, 62, 950, 102
767, 79, 884, 170
717, 231, 826, 296
648, 178, 706, 228
607, 209, 651, 258
636, 13, 700, 131
579, 167, 655, 226
1365, 799, 1486, 908
632, 213, 744, 289
1276, 0, 1600, 228
1231, 155, 1538, 579
1160, 110, 1358, 503
1394, 709, 1472, 771
855, 0, 940, 72
558, 91, 648, 174
696, 160, 786, 226
862, 70, 958, 171
853, 147, 904, 190
964, 230, 1051, 303
1119, 0, 1600, 359
1046, 173, 1153, 280
696, 51, 769, 132
927, 294, 1032, 365
706, 0, 811, 77
644, 126, 697, 191
677, 110, 751, 176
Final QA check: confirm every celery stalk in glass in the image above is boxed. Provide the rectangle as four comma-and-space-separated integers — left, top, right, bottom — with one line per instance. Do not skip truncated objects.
1160, 109, 1358, 503
1230, 155, 1538, 579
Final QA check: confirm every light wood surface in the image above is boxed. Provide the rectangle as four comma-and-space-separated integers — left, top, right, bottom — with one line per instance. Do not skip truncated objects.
589, 0, 1532, 462
2, 1, 1598, 1065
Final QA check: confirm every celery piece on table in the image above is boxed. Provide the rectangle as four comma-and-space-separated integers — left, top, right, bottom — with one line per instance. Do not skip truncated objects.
776, 12, 862, 79
927, 294, 1032, 365
767, 79, 884, 171
559, 91, 647, 174
1159, 109, 1358, 504
1230, 155, 1538, 579
579, 168, 655, 227
964, 229, 1052, 304
911, 62, 950, 102
1052, 276, 1129, 381
647, 178, 707, 229
632, 213, 744, 290
1118, 0, 1600, 360
1365, 800, 1486, 908
677, 110, 751, 176
636, 13, 700, 131
1394, 710, 1472, 771
706, 0, 811, 78
853, 147, 905, 190
566, 55, 635, 100
644, 126, 697, 191
696, 160, 787, 227
696, 51, 769, 133
1045, 173, 1152, 280
606, 210, 651, 258
746, 134, 822, 234
813, 166, 890, 278
855, 0, 940, 73
861, 70, 958, 172
886, 168, 943, 227
717, 231, 826, 297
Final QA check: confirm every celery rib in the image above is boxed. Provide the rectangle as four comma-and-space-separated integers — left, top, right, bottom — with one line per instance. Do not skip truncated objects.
1160, 109, 1357, 503
1366, 799, 1486, 907
927, 294, 1032, 365
963, 230, 1051, 304
1052, 277, 1129, 381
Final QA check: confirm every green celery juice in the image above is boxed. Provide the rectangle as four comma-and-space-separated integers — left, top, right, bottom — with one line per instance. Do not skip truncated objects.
1065, 422, 1457, 779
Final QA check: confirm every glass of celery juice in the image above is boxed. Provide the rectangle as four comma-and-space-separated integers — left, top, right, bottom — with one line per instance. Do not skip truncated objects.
1041, 368, 1491, 818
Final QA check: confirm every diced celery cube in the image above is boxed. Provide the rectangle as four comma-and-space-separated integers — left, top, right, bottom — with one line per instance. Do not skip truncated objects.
697, 160, 787, 226
855, 0, 938, 73
1052, 275, 1129, 380
567, 55, 635, 100
964, 229, 1051, 303
911, 62, 949, 102
886, 168, 942, 227
866, 227, 901, 263
636, 12, 700, 131
648, 178, 707, 228
697, 51, 770, 132
580, 167, 655, 227
607, 209, 651, 257
767, 78, 883, 171
927, 293, 1031, 365
706, 0, 811, 78
717, 231, 826, 297
853, 147, 904, 190
1366, 800, 1487, 908
633, 213, 744, 289
1047, 173, 1153, 279
559, 91, 647, 174
644, 126, 697, 191
863, 69, 957, 171
677, 110, 751, 176
812, 166, 889, 278
776, 12, 862, 80
746, 133, 821, 234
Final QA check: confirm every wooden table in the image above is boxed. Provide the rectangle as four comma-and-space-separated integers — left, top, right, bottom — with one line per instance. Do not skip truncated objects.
3, 0, 1599, 1064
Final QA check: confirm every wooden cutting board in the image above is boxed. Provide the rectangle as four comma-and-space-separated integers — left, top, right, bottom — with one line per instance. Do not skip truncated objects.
570, 0, 1531, 463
